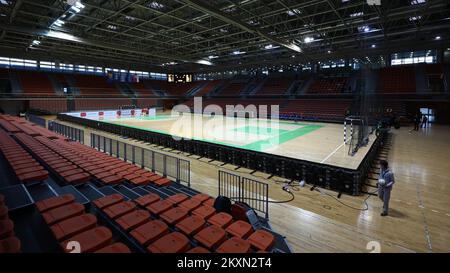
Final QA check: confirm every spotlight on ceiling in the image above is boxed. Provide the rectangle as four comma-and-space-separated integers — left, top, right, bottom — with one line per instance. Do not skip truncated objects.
196, 59, 214, 66
304, 37, 314, 43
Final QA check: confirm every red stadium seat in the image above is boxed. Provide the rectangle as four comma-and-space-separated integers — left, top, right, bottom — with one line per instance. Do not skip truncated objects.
101, 175, 124, 185
64, 172, 90, 184
17, 170, 49, 183
134, 193, 160, 207
51, 162, 71, 169
192, 205, 216, 220
148, 175, 163, 183
247, 229, 275, 251
142, 172, 158, 179
103, 201, 136, 219
92, 194, 124, 209
186, 246, 210, 253
134, 169, 150, 175
166, 193, 189, 205
159, 207, 188, 225
130, 220, 169, 246
207, 212, 233, 228
123, 173, 140, 181
203, 198, 215, 207
62, 227, 112, 253
0, 236, 21, 253
15, 166, 44, 175
225, 220, 253, 238
42, 203, 85, 225
102, 164, 123, 172
54, 165, 78, 173
90, 168, 109, 176
35, 194, 75, 213
94, 171, 114, 180
191, 193, 211, 203
95, 243, 131, 253
194, 225, 227, 250
147, 232, 190, 253
175, 215, 205, 237
115, 210, 150, 231
129, 176, 151, 186
10, 161, 39, 169
0, 219, 14, 239
153, 177, 171, 187
178, 199, 202, 212
117, 170, 135, 177
146, 200, 172, 215
216, 237, 251, 253
50, 214, 98, 241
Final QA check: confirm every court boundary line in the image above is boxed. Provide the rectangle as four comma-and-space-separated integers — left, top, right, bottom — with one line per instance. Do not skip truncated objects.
321, 142, 345, 163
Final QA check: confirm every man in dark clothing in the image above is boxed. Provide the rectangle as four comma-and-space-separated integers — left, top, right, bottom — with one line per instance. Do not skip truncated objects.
421, 115, 428, 128
413, 114, 420, 131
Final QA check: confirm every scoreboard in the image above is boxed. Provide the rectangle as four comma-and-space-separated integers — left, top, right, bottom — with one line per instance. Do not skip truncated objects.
167, 73, 193, 83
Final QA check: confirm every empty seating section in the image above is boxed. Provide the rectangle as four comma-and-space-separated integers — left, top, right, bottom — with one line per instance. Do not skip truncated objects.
309, 77, 349, 94
0, 128, 49, 183
16, 70, 55, 95
256, 77, 293, 95
85, 189, 278, 253
192, 98, 284, 113
35, 194, 131, 253
0, 194, 21, 253
148, 80, 200, 96
1, 115, 60, 139
0, 114, 172, 186
56, 140, 172, 186
52, 73, 71, 87
74, 99, 132, 111
136, 98, 157, 109
194, 80, 222, 96
95, 242, 131, 253
219, 81, 246, 95
379, 66, 416, 93
29, 100, 68, 114
130, 82, 153, 96
73, 74, 121, 96
13, 133, 91, 185
281, 100, 351, 121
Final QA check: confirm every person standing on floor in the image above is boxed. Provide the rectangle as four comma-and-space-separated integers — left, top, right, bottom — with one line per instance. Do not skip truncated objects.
421, 115, 428, 128
378, 160, 395, 216
413, 114, 420, 131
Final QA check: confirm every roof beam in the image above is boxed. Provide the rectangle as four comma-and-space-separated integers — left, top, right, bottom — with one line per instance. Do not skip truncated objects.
0, 24, 192, 63
9, 0, 23, 23
181, 0, 302, 53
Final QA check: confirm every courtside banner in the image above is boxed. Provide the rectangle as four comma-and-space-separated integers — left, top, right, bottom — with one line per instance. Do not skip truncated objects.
62, 109, 150, 120
121, 109, 132, 117
103, 110, 116, 118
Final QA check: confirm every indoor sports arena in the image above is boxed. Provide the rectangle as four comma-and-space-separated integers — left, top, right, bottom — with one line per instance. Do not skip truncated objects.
0, 0, 449, 260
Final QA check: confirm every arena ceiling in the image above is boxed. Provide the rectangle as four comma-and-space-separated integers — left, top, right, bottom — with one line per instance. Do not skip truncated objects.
0, 0, 449, 73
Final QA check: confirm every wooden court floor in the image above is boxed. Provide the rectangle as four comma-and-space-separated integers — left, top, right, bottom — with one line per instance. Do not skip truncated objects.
99, 113, 376, 170
56, 117, 450, 253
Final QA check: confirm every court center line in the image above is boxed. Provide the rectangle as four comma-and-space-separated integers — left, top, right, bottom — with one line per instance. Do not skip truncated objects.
321, 142, 345, 164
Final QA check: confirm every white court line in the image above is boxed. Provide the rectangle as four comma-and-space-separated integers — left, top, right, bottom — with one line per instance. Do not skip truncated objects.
321, 142, 345, 164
